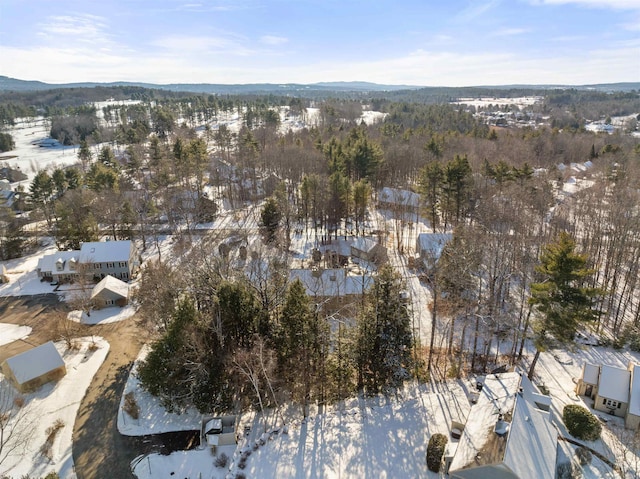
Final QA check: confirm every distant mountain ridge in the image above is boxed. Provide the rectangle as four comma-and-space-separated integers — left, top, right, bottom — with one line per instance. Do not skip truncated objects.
0, 76, 638, 95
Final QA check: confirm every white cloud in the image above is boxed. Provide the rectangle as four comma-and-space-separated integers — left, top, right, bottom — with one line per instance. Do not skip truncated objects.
455, 0, 502, 22
38, 14, 110, 43
530, 0, 640, 9
490, 28, 531, 37
2, 41, 637, 86
260, 35, 288, 46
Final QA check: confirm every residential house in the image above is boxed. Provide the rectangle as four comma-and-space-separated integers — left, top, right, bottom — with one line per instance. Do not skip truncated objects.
91, 275, 129, 309
350, 237, 387, 264
79, 240, 136, 281
37, 240, 137, 283
576, 361, 639, 427
0, 179, 15, 209
416, 233, 452, 267
36, 251, 80, 283
1, 341, 66, 393
447, 372, 557, 479
289, 267, 373, 314
627, 364, 640, 429
378, 187, 421, 215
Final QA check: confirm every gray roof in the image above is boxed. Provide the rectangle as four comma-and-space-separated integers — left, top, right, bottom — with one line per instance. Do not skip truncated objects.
290, 268, 373, 297
91, 275, 129, 300
449, 373, 557, 479
80, 240, 132, 264
379, 187, 420, 208
3, 341, 64, 385
351, 237, 379, 254
416, 233, 452, 260
599, 364, 631, 403
37, 251, 78, 275
582, 363, 600, 386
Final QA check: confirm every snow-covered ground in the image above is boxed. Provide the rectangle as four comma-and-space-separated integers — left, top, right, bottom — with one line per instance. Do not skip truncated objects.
451, 96, 543, 108
67, 304, 137, 325
118, 345, 203, 436
229, 382, 469, 479
0, 337, 109, 479
0, 323, 31, 346
0, 118, 80, 187
0, 244, 60, 297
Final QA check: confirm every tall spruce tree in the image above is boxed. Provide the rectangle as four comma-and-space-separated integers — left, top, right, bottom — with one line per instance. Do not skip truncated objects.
354, 265, 413, 393
528, 232, 600, 379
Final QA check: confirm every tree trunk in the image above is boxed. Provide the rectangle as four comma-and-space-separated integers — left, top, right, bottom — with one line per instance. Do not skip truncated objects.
527, 349, 541, 380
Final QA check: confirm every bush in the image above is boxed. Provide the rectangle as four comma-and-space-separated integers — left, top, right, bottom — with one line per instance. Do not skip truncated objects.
214, 452, 229, 468
426, 433, 448, 473
557, 461, 583, 479
563, 405, 601, 441
124, 391, 140, 420
575, 446, 592, 465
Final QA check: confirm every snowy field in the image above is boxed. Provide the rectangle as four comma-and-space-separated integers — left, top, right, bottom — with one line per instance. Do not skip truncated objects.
0, 337, 109, 479
67, 304, 137, 325
451, 96, 543, 108
0, 118, 80, 186
0, 323, 31, 346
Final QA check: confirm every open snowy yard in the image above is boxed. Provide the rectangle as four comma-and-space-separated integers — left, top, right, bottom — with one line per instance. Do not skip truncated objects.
229, 382, 469, 479
0, 337, 109, 479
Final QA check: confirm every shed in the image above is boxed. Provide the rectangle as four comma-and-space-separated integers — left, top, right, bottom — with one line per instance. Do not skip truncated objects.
203, 415, 237, 446
1, 341, 66, 393
91, 275, 129, 309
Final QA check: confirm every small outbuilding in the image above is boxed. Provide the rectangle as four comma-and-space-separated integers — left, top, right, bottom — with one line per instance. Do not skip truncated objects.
1, 341, 66, 393
202, 415, 237, 446
91, 275, 129, 309
350, 237, 387, 264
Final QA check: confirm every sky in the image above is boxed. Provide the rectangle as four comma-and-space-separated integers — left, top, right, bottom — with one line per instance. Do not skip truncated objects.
0, 0, 639, 86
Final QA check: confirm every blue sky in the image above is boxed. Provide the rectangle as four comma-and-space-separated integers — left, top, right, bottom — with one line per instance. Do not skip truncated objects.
1, 0, 638, 86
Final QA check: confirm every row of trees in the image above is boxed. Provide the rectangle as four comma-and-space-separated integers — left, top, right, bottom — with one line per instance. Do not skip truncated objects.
136, 261, 414, 417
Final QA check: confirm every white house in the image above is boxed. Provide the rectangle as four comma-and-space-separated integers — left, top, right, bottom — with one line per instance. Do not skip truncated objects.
576, 361, 639, 428
447, 372, 557, 479
37, 240, 137, 283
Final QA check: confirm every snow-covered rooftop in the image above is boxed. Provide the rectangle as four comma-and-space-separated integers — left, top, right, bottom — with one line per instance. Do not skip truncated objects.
449, 372, 557, 479
583, 363, 600, 385
416, 233, 452, 260
80, 240, 132, 264
598, 364, 631, 404
91, 274, 129, 300
627, 364, 640, 417
36, 250, 78, 276
351, 237, 379, 254
2, 341, 65, 385
290, 268, 373, 297
378, 187, 420, 209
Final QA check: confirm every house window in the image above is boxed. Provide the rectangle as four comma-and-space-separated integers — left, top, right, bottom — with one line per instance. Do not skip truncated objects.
107, 262, 115, 268
105, 300, 114, 305
119, 262, 127, 268
122, 272, 129, 279
605, 399, 620, 409
95, 264, 101, 270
